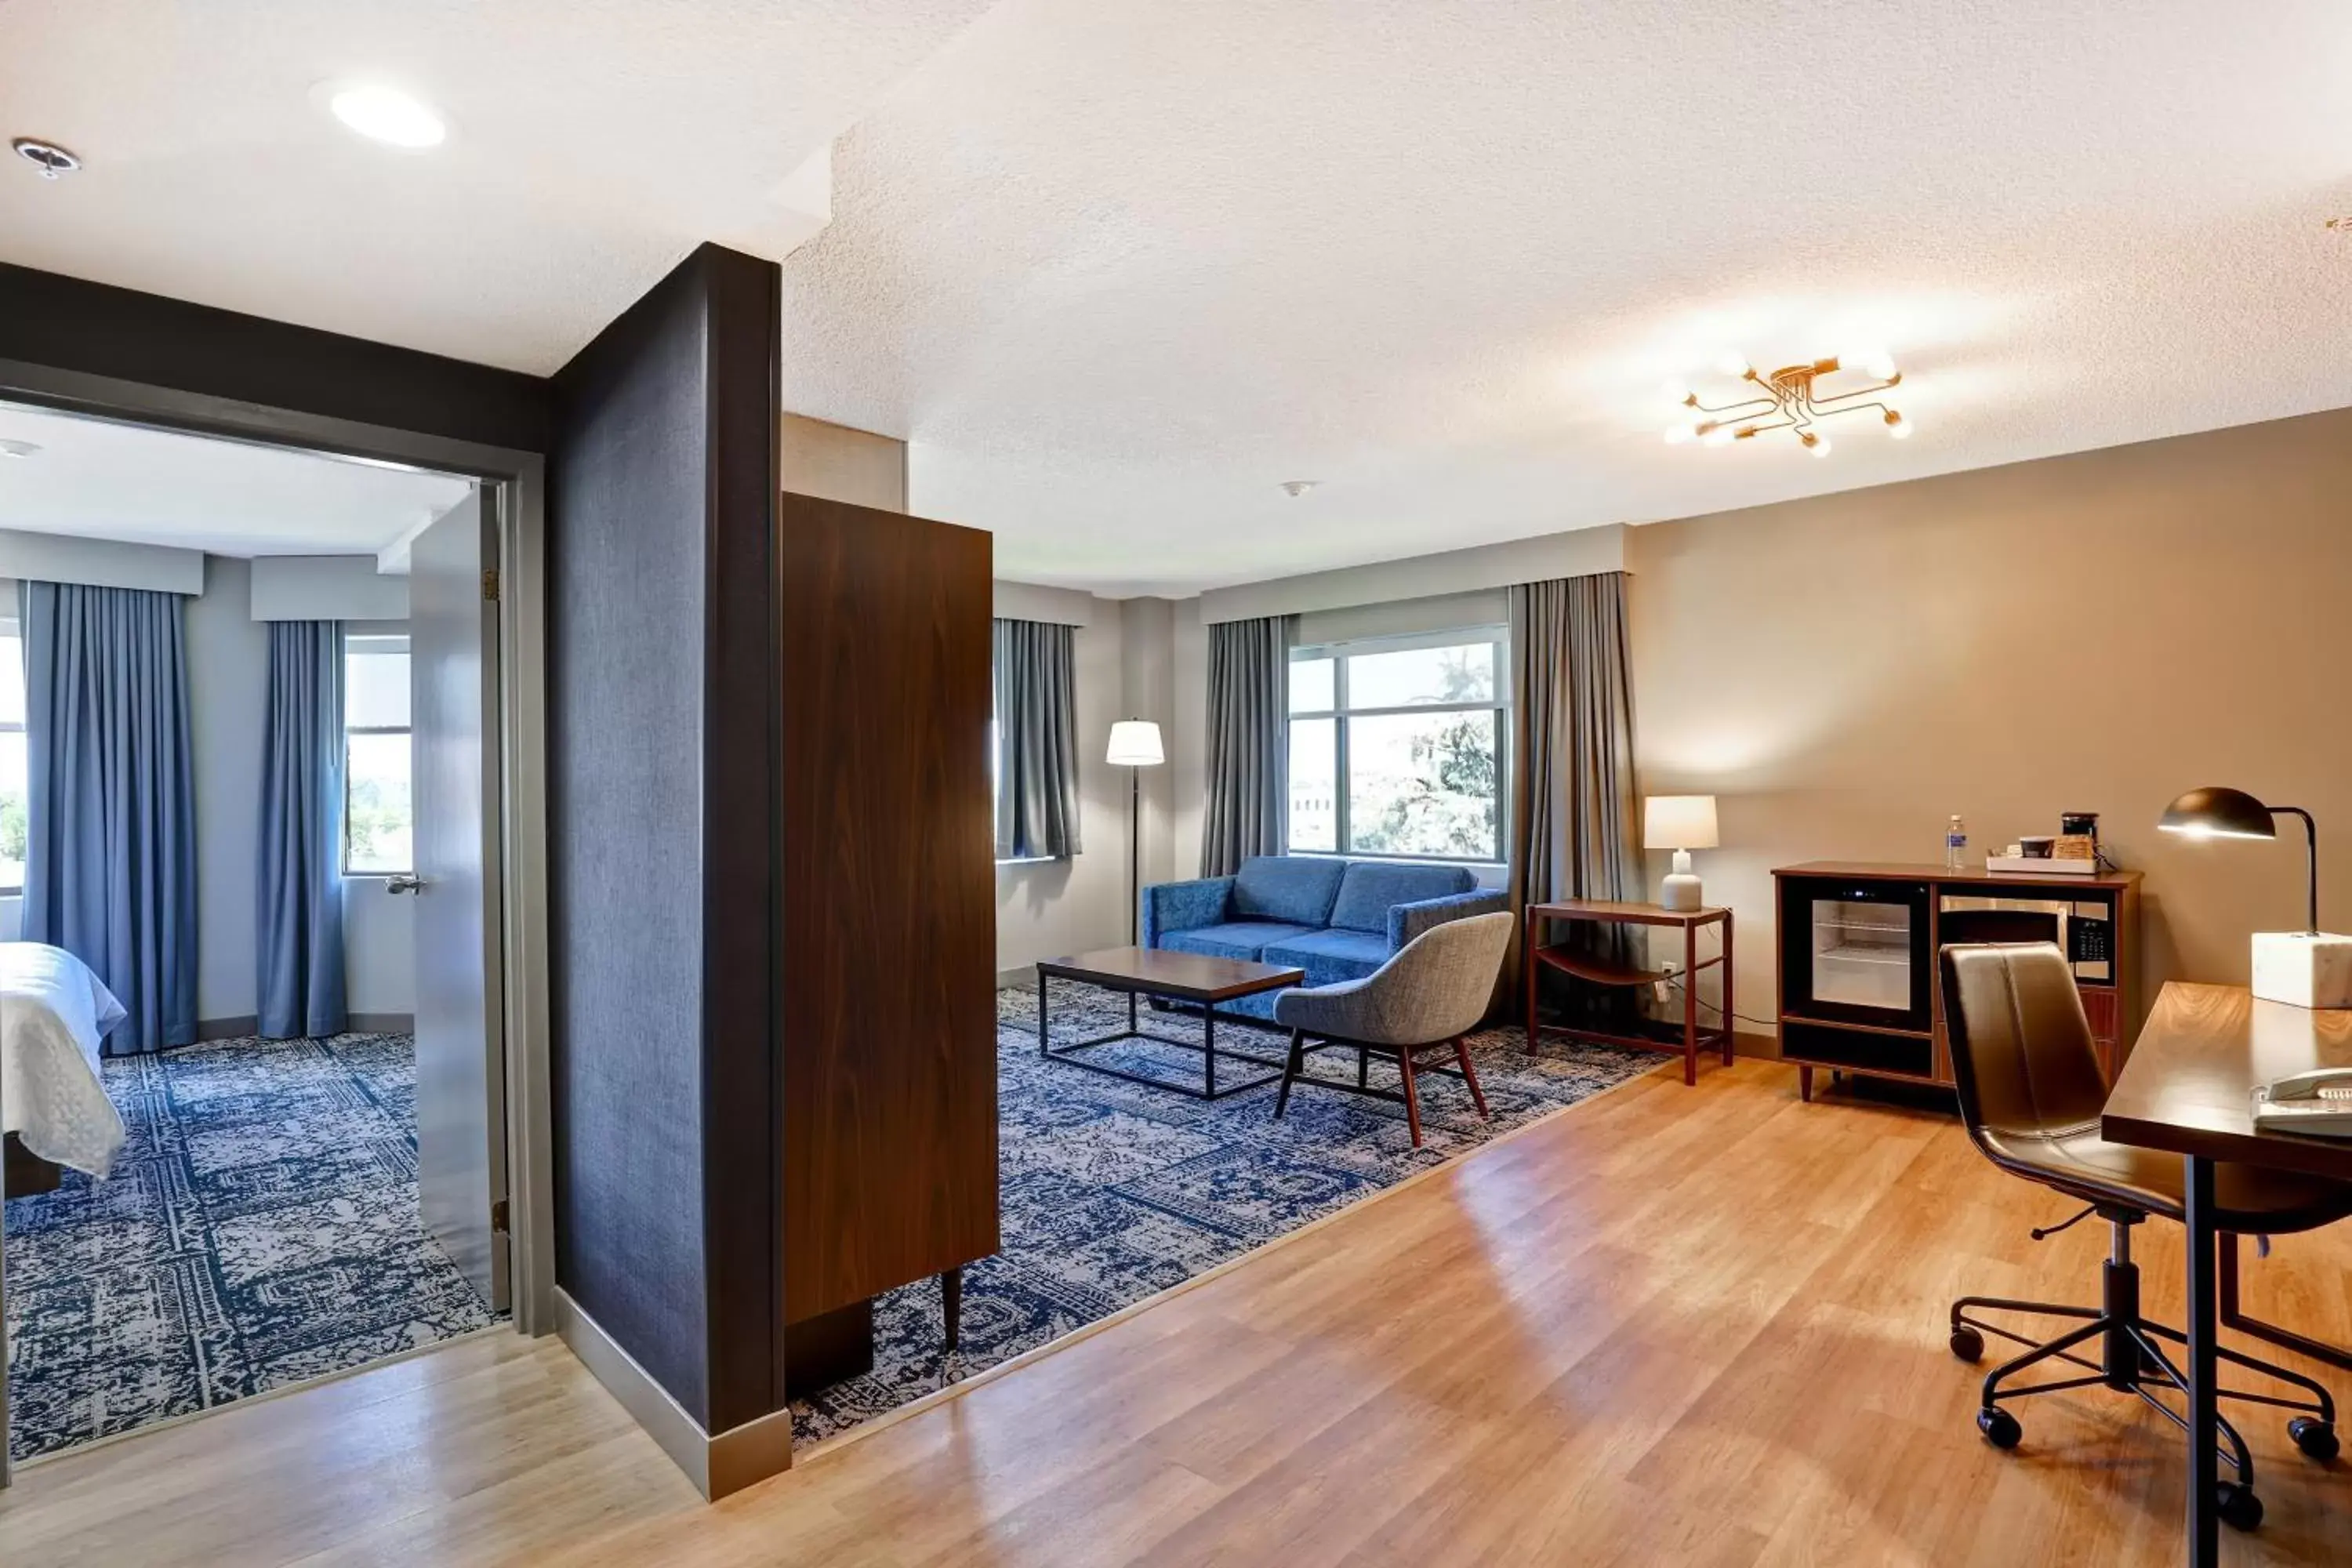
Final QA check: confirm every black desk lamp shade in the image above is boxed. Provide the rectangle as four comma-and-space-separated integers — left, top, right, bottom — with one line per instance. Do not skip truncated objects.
2159, 786, 2319, 935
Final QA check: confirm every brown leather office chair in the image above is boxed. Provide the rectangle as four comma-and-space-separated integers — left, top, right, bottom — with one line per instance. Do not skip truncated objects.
1940, 942, 2352, 1534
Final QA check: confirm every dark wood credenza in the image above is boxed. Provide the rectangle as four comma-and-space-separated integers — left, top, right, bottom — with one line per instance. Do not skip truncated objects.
1773, 861, 2142, 1100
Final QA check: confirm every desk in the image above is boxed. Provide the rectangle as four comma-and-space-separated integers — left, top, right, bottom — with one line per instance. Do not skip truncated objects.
1523, 900, 1732, 1085
2103, 982, 2352, 1566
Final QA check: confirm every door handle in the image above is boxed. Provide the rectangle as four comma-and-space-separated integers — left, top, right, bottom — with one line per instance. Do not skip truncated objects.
385, 873, 425, 895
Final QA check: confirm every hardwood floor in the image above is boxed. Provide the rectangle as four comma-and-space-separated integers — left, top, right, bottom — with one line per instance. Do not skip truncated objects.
6, 1059, 2350, 1566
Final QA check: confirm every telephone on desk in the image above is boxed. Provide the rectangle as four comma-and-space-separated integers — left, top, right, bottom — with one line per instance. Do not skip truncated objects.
2251, 1069, 2352, 1137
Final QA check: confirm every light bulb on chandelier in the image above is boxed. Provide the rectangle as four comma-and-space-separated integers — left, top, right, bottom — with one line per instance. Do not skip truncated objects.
1665, 351, 1908, 456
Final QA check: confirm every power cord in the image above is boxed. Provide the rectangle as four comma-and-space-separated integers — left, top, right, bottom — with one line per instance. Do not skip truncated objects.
1653, 969, 1782, 1031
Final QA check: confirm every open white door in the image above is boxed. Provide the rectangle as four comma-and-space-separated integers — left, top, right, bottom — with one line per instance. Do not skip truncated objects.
406, 486, 509, 1309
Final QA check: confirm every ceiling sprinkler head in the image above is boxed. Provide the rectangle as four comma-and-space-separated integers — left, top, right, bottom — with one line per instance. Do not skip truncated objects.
1279, 480, 1319, 498
12, 138, 82, 179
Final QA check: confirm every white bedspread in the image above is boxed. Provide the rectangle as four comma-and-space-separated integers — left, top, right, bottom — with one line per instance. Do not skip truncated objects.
2, 942, 129, 1179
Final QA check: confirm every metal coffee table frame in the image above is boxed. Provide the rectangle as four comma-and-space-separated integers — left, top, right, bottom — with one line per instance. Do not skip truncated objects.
1035, 959, 1302, 1101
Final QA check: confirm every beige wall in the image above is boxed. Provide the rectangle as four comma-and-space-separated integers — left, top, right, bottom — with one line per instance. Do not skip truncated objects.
1626, 407, 2352, 1026
780, 412, 907, 512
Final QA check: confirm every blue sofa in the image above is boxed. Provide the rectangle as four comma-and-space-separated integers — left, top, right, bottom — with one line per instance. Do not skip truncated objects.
1141, 855, 1508, 1018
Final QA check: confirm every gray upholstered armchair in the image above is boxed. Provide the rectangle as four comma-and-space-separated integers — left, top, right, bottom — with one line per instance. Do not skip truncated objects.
1271, 911, 1513, 1146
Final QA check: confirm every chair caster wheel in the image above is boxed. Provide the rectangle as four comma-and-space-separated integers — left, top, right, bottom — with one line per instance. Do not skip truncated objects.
2289, 1416, 2339, 1461
2216, 1480, 2263, 1532
1977, 1406, 2020, 1450
1949, 1326, 1984, 1363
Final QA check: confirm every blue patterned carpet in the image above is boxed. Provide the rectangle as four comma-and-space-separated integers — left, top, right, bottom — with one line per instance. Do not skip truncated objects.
4, 1033, 503, 1461
788, 985, 1653, 1443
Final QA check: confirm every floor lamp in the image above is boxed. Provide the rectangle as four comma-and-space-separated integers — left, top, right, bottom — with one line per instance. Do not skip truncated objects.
1108, 719, 1164, 946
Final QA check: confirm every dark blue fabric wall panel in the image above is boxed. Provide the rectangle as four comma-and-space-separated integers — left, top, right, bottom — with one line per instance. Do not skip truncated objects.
550, 258, 716, 1424
548, 244, 780, 1432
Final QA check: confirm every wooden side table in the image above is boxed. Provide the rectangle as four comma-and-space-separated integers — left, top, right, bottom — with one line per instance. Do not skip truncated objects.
1524, 899, 1733, 1085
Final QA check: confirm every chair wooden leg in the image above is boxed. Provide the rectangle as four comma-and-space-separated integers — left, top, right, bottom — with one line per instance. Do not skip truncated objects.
1272, 1027, 1304, 1120
1357, 1043, 1369, 1088
942, 1267, 962, 1351
1398, 1044, 1425, 1146
1452, 1036, 1490, 1120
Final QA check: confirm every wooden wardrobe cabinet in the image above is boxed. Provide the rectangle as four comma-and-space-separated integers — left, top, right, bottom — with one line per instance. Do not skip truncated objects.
775, 490, 999, 1381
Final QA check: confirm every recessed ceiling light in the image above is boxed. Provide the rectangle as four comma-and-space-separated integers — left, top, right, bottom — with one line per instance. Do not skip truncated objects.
0, 438, 42, 459
325, 84, 447, 150
10, 138, 80, 180
1279, 480, 1319, 497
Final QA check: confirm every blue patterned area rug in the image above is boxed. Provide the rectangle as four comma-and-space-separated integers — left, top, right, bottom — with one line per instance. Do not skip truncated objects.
4, 1033, 503, 1461
789, 985, 1653, 1444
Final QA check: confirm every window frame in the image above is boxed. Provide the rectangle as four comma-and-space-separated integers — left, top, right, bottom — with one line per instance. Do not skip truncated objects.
1287, 624, 1511, 866
342, 631, 414, 878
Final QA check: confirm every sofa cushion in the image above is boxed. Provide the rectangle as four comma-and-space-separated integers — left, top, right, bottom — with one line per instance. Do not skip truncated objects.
1230, 855, 1348, 927
1327, 862, 1477, 933
1160, 920, 1322, 964
1261, 927, 1391, 989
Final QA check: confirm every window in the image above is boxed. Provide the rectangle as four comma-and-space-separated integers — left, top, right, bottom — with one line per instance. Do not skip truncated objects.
0, 621, 24, 895
1287, 629, 1508, 862
344, 633, 412, 875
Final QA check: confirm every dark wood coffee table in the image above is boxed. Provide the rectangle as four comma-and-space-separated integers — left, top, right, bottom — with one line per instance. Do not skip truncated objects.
1034, 946, 1305, 1101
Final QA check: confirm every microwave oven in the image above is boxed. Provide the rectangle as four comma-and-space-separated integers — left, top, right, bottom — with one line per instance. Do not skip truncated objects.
1938, 894, 2115, 982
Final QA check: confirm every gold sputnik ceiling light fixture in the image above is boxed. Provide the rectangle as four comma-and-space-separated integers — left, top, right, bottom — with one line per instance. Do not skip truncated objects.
1665, 351, 1910, 456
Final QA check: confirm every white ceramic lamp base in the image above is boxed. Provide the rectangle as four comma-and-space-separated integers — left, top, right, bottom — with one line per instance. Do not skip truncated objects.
2251, 931, 2352, 1010
1660, 848, 1704, 913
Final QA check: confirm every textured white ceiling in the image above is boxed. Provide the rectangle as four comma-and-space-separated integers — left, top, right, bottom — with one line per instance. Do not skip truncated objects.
0, 403, 472, 557
783, 0, 2352, 594
9, 3, 2350, 597
0, 0, 996, 371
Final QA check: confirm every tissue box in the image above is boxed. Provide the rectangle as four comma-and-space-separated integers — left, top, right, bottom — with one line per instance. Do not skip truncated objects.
2251, 931, 2352, 1010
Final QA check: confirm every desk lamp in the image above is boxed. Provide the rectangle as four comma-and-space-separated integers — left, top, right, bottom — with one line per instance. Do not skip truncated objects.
2159, 786, 2349, 1009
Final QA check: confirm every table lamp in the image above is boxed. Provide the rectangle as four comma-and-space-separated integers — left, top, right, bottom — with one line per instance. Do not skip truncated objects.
1644, 795, 1719, 913
1108, 719, 1164, 946
2158, 786, 2349, 1009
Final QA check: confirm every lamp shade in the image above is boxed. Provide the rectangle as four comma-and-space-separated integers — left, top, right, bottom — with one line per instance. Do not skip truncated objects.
1106, 719, 1164, 767
2158, 786, 2277, 841
1643, 794, 1719, 851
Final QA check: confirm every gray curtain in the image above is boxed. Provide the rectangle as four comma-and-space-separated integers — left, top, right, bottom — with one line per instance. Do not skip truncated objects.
258, 621, 348, 1039
19, 580, 199, 1054
993, 618, 1082, 859
1508, 572, 1639, 1025
1201, 614, 1290, 877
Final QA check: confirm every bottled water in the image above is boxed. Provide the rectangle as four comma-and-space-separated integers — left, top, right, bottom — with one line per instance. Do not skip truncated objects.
1945, 815, 1967, 870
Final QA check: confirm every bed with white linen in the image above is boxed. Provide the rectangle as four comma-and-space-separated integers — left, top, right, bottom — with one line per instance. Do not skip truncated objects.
2, 942, 129, 1182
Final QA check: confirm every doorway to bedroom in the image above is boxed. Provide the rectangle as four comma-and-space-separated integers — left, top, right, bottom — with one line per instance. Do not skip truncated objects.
0, 400, 513, 1468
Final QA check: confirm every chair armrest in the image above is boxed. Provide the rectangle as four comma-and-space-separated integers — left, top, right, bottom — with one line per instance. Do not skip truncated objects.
1388, 887, 1510, 953
1141, 877, 1235, 947
1273, 973, 1379, 1037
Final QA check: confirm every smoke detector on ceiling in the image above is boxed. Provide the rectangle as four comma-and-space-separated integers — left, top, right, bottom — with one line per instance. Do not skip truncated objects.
0, 439, 43, 459
1279, 480, 1319, 498
11, 138, 81, 179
